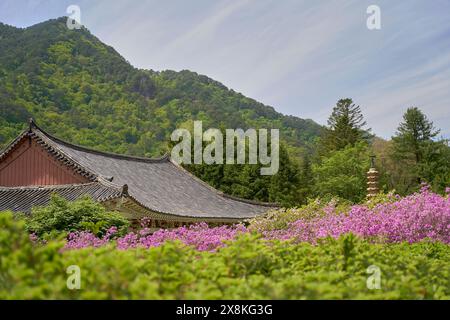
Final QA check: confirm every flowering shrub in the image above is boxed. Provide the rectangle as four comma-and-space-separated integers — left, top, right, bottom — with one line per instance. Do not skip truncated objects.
118, 223, 247, 251
65, 222, 247, 251
266, 186, 450, 244
65, 227, 118, 249
62, 187, 450, 252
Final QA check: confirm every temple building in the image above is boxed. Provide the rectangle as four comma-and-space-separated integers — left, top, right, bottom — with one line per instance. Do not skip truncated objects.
0, 120, 276, 228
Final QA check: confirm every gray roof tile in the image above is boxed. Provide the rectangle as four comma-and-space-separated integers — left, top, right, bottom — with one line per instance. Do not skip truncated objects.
0, 182, 122, 214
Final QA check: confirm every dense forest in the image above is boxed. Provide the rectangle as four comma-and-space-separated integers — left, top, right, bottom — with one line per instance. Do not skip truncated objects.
0, 17, 449, 206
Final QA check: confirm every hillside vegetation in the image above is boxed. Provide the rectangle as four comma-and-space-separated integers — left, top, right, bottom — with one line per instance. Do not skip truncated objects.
0, 17, 321, 156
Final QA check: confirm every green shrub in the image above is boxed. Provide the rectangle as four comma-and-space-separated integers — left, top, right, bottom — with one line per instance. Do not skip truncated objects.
312, 142, 370, 203
364, 191, 399, 209
1, 212, 448, 299
25, 195, 130, 238
247, 197, 351, 233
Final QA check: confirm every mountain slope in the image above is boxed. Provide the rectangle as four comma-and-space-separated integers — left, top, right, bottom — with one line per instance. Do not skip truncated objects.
0, 17, 326, 205
0, 17, 322, 157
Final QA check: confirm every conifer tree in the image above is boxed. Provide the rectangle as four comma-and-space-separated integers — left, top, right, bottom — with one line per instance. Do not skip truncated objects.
391, 107, 447, 190
392, 107, 439, 164
320, 98, 370, 154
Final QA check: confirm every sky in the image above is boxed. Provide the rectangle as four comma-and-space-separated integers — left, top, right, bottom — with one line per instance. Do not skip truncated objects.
1, 0, 449, 139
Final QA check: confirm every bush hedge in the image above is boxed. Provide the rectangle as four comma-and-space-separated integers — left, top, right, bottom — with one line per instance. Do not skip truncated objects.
1, 212, 449, 299
25, 195, 130, 238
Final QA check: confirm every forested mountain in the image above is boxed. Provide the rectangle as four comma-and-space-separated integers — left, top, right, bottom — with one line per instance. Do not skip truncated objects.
0, 17, 326, 205
0, 17, 322, 157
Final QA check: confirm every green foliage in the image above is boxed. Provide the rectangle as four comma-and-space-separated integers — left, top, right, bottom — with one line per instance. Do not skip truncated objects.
297, 154, 314, 205
308, 99, 374, 203
418, 140, 450, 193
247, 197, 351, 233
364, 191, 398, 209
25, 195, 129, 238
391, 107, 449, 194
320, 98, 371, 155
0, 18, 322, 155
1, 213, 449, 299
392, 107, 439, 160
312, 142, 370, 202
186, 138, 303, 207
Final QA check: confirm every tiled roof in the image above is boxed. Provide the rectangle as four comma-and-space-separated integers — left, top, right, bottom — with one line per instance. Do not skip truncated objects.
0, 182, 122, 214
0, 120, 276, 219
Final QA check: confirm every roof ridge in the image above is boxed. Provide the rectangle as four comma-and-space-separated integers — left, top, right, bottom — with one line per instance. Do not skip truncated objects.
0, 129, 29, 161
29, 127, 99, 181
95, 176, 128, 195
0, 120, 99, 181
30, 120, 170, 163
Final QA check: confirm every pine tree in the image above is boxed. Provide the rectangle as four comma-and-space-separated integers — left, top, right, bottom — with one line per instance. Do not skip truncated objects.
391, 107, 445, 190
320, 98, 370, 154
392, 107, 439, 164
